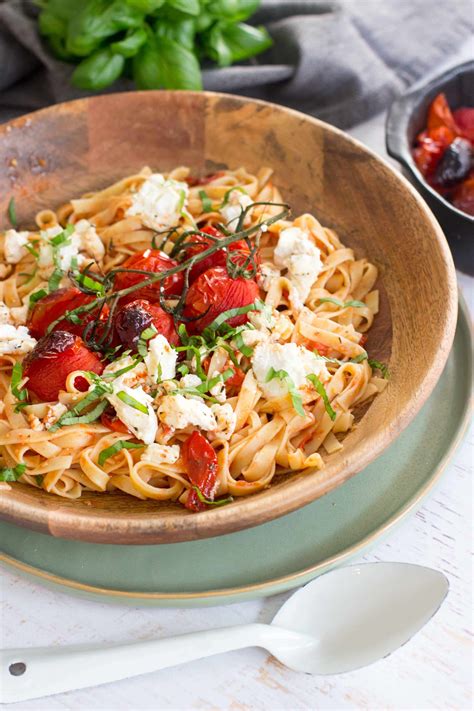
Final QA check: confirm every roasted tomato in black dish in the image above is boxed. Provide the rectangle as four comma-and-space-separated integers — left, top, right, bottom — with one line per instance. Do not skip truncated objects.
23, 331, 104, 402
413, 92, 474, 215
114, 298, 179, 350
183, 265, 259, 333
114, 249, 184, 304
27, 287, 109, 339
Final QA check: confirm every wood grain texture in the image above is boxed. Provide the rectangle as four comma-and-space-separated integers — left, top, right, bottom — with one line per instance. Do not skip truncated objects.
0, 92, 458, 544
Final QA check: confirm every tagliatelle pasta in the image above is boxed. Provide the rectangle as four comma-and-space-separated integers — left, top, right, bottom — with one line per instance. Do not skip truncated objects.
0, 166, 387, 511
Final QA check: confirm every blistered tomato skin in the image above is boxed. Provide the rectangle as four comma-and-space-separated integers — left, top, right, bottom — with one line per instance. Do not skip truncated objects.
182, 431, 218, 512
184, 226, 253, 283
114, 299, 179, 350
23, 331, 104, 402
114, 250, 184, 304
434, 138, 472, 187
27, 287, 109, 339
184, 266, 259, 333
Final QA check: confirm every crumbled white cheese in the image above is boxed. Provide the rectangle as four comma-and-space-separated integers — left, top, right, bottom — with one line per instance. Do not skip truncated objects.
141, 442, 180, 465
103, 356, 147, 390
126, 173, 189, 231
252, 342, 329, 400
107, 385, 157, 445
273, 227, 322, 308
145, 334, 177, 382
0, 324, 37, 354
10, 302, 29, 326
158, 394, 217, 431
4, 229, 29, 264
43, 402, 68, 430
258, 262, 280, 291
0, 302, 11, 325
220, 189, 253, 231
38, 225, 81, 278
211, 403, 236, 440
179, 374, 202, 389
74, 219, 105, 262
248, 307, 275, 331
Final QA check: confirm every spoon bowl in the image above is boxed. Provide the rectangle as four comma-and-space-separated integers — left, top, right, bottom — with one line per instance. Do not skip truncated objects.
270, 562, 449, 674
0, 563, 449, 703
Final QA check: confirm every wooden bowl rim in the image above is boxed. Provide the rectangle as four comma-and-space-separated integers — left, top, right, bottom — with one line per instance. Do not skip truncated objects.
0, 91, 458, 544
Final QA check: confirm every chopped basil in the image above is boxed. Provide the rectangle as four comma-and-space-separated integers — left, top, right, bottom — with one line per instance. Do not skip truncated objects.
11, 362, 28, 407
35, 475, 44, 486
266, 367, 305, 417
29, 289, 48, 305
70, 270, 105, 296
0, 463, 26, 482
232, 329, 253, 357
137, 325, 157, 358
48, 267, 64, 292
7, 197, 17, 228
368, 359, 390, 379
193, 486, 234, 507
350, 353, 368, 364
98, 440, 144, 467
49, 384, 111, 432
116, 390, 148, 414
199, 190, 213, 213
25, 243, 39, 259
306, 374, 336, 421
177, 363, 189, 376
203, 300, 264, 335
318, 297, 366, 309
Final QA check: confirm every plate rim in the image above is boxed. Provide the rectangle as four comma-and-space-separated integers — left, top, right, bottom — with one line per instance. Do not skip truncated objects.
1, 296, 471, 603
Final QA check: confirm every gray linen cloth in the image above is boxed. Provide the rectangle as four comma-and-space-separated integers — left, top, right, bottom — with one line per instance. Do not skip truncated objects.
0, 0, 472, 126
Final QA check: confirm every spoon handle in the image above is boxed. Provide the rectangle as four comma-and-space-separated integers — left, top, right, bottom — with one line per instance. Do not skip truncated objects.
0, 623, 296, 703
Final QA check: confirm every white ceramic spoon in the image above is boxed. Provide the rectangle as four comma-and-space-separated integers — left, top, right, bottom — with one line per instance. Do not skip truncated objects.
0, 562, 448, 704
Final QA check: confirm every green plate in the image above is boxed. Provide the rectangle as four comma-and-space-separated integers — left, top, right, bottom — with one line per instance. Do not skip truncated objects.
1, 300, 471, 607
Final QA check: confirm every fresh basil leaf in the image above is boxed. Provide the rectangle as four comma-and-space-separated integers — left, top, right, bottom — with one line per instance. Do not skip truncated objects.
66, 0, 144, 56
126, 0, 166, 11
350, 353, 368, 364
117, 390, 149, 414
219, 22, 272, 63
110, 27, 148, 57
38, 10, 66, 38
11, 363, 28, 404
166, 0, 200, 15
233, 330, 253, 357
206, 0, 259, 22
7, 197, 17, 228
202, 24, 233, 67
98, 440, 144, 466
306, 374, 336, 421
193, 486, 233, 506
0, 463, 27, 482
133, 36, 202, 90
47, 34, 77, 61
51, 399, 109, 430
155, 18, 196, 49
199, 190, 213, 213
48, 268, 64, 292
72, 47, 125, 90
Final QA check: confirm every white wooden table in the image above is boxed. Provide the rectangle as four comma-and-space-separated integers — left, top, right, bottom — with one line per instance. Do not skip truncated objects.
1, 62, 473, 711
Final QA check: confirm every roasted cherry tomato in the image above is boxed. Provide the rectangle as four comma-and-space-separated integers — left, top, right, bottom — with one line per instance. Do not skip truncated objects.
427, 93, 459, 133
453, 107, 474, 143
101, 410, 131, 434
23, 331, 104, 402
114, 299, 179, 351
298, 337, 331, 357
114, 249, 184, 304
413, 126, 456, 176
452, 176, 474, 216
225, 365, 245, 391
434, 137, 472, 187
182, 430, 218, 512
184, 266, 259, 333
27, 287, 109, 340
184, 226, 252, 282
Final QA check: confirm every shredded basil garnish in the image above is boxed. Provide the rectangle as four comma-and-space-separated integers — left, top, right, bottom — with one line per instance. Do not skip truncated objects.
137, 325, 157, 358
29, 289, 48, 305
198, 190, 212, 213
7, 197, 17, 228
265, 367, 305, 417
11, 362, 29, 411
318, 297, 366, 309
203, 300, 264, 336
306, 374, 336, 421
0, 463, 26, 482
116, 390, 148, 414
193, 486, 234, 507
98, 440, 144, 467
368, 359, 390, 379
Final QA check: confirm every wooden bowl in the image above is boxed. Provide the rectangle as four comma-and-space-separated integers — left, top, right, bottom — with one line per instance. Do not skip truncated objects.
0, 92, 457, 544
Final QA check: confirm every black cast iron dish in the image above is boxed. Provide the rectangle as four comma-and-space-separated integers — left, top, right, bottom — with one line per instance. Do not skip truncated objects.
386, 61, 473, 275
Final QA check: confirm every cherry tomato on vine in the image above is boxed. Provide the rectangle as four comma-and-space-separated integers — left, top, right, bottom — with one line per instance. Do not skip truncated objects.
114, 249, 184, 304
27, 287, 109, 340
